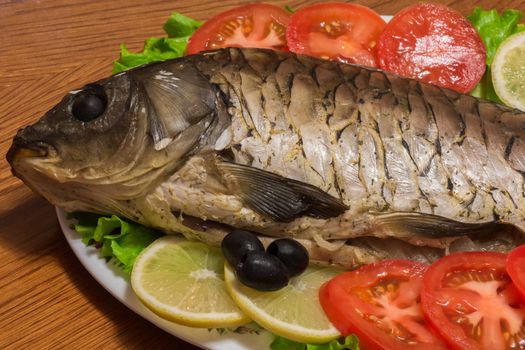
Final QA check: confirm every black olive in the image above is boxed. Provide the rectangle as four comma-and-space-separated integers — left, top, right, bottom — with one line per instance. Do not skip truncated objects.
221, 230, 264, 267
236, 252, 289, 291
71, 91, 107, 122
267, 239, 309, 278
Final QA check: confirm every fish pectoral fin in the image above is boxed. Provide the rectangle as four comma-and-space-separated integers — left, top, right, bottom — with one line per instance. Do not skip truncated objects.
216, 161, 348, 222
138, 64, 217, 151
371, 212, 505, 238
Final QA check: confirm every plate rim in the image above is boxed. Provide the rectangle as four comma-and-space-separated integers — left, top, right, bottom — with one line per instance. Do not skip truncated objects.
57, 207, 274, 350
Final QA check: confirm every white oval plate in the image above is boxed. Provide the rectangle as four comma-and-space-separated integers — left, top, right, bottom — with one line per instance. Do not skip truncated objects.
57, 15, 393, 349
57, 207, 274, 350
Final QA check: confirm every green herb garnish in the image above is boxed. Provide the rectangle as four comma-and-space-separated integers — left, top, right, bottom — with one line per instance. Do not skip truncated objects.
112, 12, 202, 73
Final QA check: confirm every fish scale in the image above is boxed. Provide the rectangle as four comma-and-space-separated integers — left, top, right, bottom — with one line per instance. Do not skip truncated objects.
8, 48, 525, 268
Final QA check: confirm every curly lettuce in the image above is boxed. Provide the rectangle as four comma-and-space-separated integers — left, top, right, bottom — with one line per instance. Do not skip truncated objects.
270, 335, 360, 350
468, 7, 525, 103
112, 12, 202, 73
70, 212, 163, 273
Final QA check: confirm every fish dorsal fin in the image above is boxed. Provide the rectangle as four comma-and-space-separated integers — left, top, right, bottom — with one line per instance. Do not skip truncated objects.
216, 161, 348, 222
371, 212, 510, 238
137, 64, 216, 150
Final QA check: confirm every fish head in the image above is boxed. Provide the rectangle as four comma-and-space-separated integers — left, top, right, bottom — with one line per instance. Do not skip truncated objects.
8, 74, 132, 177
7, 59, 224, 215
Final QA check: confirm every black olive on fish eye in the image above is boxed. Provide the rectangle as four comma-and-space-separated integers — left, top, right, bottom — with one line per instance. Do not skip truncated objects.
221, 230, 264, 267
267, 239, 309, 278
71, 89, 107, 122
235, 252, 289, 291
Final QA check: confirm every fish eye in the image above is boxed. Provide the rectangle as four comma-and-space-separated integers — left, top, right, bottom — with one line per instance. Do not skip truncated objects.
71, 86, 107, 122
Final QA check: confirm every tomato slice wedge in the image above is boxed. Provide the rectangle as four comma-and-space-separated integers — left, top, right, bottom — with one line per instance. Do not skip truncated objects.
376, 3, 486, 93
421, 252, 525, 350
508, 245, 525, 300
186, 3, 290, 54
286, 3, 386, 67
320, 260, 448, 350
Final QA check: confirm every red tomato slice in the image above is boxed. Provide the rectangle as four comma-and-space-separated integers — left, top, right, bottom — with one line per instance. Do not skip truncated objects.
377, 3, 486, 93
320, 260, 448, 350
421, 252, 525, 350
286, 3, 386, 67
508, 245, 525, 300
186, 3, 290, 54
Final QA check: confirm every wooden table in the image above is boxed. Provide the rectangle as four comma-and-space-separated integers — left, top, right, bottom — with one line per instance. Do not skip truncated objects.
1, 0, 524, 348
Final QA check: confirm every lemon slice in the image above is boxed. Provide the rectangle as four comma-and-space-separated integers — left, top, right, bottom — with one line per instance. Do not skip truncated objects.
492, 31, 525, 110
224, 263, 341, 343
131, 236, 250, 327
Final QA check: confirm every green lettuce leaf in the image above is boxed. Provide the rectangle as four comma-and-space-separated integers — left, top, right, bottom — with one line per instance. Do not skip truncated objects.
163, 12, 203, 38
468, 7, 525, 65
468, 7, 525, 103
270, 335, 360, 350
70, 212, 163, 273
112, 12, 202, 73
469, 66, 501, 103
284, 5, 295, 14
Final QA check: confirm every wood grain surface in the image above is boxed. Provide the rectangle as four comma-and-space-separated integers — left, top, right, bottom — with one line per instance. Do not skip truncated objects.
1, 0, 525, 349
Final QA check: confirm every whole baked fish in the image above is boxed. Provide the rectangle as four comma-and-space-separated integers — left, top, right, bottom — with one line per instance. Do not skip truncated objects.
8, 48, 525, 268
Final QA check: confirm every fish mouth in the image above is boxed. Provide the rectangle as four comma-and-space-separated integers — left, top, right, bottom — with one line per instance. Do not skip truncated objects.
6, 138, 56, 173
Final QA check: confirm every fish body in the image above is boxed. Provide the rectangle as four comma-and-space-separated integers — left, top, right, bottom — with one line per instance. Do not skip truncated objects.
8, 48, 525, 268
